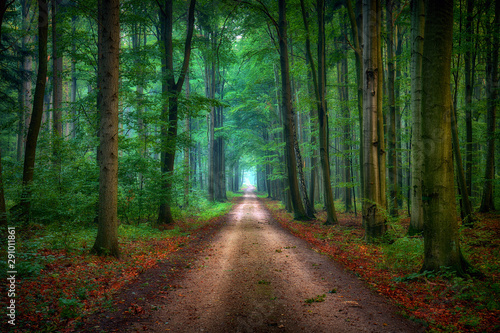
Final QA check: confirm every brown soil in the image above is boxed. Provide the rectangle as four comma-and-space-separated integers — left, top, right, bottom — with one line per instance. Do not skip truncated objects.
84, 190, 424, 332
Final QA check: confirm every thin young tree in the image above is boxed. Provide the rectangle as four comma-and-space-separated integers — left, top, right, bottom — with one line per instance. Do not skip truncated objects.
420, 0, 472, 275
18, 0, 49, 220
91, 0, 121, 258
157, 0, 196, 225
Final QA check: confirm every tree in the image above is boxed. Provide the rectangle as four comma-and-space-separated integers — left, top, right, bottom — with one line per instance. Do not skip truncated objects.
18, 0, 49, 220
157, 0, 196, 225
479, 0, 498, 213
409, 0, 424, 235
386, 0, 398, 217
420, 0, 471, 275
52, 0, 63, 176
362, 0, 386, 241
91, 0, 121, 258
278, 0, 309, 220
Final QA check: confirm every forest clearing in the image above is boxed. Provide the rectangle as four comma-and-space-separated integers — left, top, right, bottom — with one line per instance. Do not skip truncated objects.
0, 0, 499, 332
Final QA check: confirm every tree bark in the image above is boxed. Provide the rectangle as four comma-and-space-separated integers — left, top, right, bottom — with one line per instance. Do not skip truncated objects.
52, 0, 63, 177
420, 0, 471, 275
317, 0, 338, 224
278, 0, 308, 220
479, 0, 498, 212
464, 0, 474, 196
18, 0, 49, 220
362, 0, 386, 241
18, 0, 34, 162
157, 0, 196, 224
91, 0, 121, 258
386, 0, 398, 217
409, 0, 425, 235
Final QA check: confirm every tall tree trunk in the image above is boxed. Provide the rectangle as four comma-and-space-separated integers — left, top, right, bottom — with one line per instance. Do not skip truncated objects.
184, 74, 190, 207
157, 0, 196, 224
386, 0, 398, 217
18, 0, 49, 220
362, 0, 386, 241
421, 0, 471, 275
465, 0, 474, 196
479, 0, 498, 212
91, 0, 120, 258
337, 16, 352, 213
346, 0, 364, 209
52, 0, 63, 177
317, 0, 337, 224
70, 16, 78, 138
279, 0, 308, 220
18, 0, 34, 162
409, 0, 425, 235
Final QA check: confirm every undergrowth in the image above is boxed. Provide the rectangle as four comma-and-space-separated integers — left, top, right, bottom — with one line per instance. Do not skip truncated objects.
263, 199, 500, 332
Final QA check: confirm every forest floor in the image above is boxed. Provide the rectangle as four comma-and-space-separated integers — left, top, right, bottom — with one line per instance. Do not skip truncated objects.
82, 189, 424, 333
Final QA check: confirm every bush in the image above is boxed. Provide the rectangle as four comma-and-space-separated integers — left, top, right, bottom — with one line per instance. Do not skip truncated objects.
383, 236, 424, 272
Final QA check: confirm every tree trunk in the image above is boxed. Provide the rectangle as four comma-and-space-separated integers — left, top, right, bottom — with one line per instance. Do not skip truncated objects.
279, 0, 308, 220
91, 0, 120, 258
52, 0, 63, 176
479, 0, 498, 212
184, 74, 190, 207
386, 0, 398, 217
317, 0, 338, 224
409, 0, 425, 235
362, 0, 386, 241
18, 0, 49, 220
157, 0, 196, 224
18, 0, 34, 163
465, 0, 474, 196
420, 0, 471, 275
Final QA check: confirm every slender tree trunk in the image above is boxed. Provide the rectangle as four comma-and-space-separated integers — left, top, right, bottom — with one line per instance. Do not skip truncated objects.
479, 0, 498, 212
91, 0, 120, 258
465, 0, 474, 196
157, 0, 196, 224
409, 0, 425, 235
70, 16, 78, 138
451, 102, 475, 225
18, 0, 49, 220
362, 0, 386, 241
18, 0, 34, 163
421, 0, 471, 275
52, 0, 63, 178
279, 0, 308, 220
386, 0, 398, 217
184, 74, 190, 207
317, 0, 337, 224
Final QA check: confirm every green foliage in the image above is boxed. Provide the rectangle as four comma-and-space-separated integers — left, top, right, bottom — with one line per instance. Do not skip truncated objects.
58, 298, 83, 319
382, 237, 424, 273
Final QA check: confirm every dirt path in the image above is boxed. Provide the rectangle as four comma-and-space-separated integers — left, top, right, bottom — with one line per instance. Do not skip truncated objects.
94, 190, 423, 332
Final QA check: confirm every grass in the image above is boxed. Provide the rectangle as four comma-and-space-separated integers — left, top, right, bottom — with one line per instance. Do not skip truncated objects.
263, 199, 500, 332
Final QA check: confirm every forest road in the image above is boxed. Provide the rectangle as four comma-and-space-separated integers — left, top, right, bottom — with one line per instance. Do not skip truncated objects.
129, 189, 424, 333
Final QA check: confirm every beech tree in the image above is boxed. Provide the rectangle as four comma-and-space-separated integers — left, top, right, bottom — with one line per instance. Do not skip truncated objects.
409, 0, 424, 235
420, 0, 471, 275
91, 0, 121, 258
18, 0, 49, 220
362, 0, 387, 241
157, 0, 196, 225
